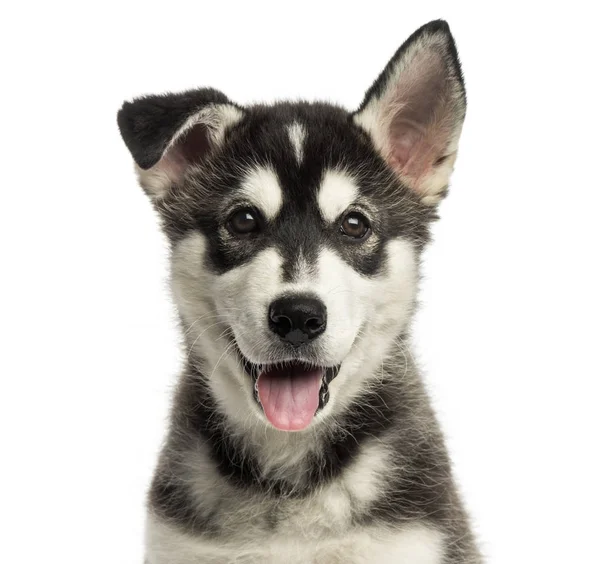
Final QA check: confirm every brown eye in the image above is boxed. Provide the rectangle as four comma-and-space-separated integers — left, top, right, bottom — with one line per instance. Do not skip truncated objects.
340, 212, 370, 239
228, 208, 260, 235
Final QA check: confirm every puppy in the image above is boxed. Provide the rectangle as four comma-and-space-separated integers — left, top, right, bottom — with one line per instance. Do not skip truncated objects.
118, 19, 481, 564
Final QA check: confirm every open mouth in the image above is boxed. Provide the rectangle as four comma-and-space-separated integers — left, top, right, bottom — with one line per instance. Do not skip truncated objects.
235, 348, 340, 431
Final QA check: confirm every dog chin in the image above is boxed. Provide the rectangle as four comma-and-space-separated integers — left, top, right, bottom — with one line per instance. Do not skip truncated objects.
232, 343, 341, 432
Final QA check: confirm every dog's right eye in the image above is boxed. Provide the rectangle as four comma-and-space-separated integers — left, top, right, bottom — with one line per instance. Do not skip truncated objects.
227, 208, 260, 235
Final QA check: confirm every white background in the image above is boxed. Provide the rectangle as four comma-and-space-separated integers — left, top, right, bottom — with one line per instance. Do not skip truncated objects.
1, 2, 599, 563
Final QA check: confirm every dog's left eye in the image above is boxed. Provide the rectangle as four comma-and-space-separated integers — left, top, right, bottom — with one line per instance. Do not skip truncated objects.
340, 212, 370, 239
228, 208, 260, 235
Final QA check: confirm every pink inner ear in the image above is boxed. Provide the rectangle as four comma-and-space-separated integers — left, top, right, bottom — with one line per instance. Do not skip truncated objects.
160, 151, 187, 184
380, 49, 456, 190
176, 124, 211, 165
156, 123, 212, 185
388, 120, 439, 183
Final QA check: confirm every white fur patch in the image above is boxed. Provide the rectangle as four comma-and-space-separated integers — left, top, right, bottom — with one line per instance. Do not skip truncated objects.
317, 170, 359, 223
321, 238, 418, 418
287, 121, 306, 164
240, 166, 283, 220
146, 513, 444, 564
366, 526, 445, 563
169, 103, 243, 151
214, 246, 284, 362
343, 439, 391, 507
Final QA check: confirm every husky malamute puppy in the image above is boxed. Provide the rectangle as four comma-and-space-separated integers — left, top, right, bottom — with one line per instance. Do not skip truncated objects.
118, 19, 481, 564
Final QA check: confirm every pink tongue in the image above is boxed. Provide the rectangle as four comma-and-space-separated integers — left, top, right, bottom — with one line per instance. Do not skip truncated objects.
257, 365, 323, 431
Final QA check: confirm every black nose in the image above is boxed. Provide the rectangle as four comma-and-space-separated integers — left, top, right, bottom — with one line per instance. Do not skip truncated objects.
268, 296, 327, 346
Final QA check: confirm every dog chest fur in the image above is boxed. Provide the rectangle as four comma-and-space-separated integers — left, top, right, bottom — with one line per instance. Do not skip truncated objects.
146, 438, 445, 564
146, 517, 444, 564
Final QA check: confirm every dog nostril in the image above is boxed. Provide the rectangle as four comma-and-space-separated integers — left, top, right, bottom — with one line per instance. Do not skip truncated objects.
305, 317, 323, 332
271, 314, 292, 334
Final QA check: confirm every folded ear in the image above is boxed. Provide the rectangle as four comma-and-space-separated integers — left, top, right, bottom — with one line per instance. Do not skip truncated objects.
353, 20, 466, 205
117, 89, 244, 198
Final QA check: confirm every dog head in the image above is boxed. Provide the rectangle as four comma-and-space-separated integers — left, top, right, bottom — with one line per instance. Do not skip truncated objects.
118, 20, 466, 433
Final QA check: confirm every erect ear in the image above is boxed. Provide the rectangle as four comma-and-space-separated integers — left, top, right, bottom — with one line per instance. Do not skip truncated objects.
353, 20, 466, 205
117, 88, 244, 198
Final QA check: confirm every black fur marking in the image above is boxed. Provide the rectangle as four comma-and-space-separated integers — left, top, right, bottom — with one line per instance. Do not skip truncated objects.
117, 88, 234, 170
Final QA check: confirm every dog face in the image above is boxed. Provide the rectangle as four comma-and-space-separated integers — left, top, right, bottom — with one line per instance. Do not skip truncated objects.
118, 21, 466, 433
